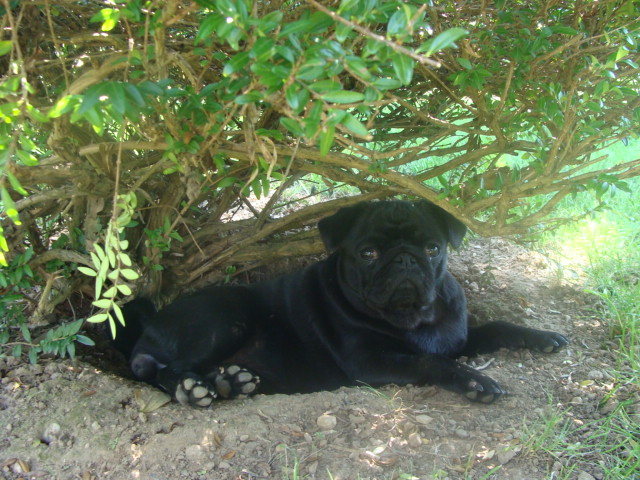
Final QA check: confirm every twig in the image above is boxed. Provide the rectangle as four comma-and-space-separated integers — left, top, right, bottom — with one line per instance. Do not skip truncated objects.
475, 358, 496, 371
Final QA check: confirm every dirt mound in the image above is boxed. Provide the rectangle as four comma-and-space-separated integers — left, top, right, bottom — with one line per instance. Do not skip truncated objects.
1, 239, 620, 479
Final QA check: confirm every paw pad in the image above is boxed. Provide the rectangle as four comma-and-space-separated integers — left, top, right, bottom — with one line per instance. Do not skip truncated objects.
175, 376, 216, 408
213, 365, 260, 399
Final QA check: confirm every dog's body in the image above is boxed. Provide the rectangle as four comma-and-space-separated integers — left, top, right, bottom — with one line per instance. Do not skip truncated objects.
115, 200, 568, 406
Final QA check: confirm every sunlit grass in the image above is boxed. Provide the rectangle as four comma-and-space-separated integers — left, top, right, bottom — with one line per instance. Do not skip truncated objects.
525, 139, 640, 479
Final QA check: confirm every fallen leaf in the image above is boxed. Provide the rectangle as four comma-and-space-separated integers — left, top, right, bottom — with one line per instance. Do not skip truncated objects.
134, 389, 171, 413
222, 450, 236, 460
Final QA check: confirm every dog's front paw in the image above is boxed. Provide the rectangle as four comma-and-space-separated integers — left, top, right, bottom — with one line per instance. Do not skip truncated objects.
175, 375, 217, 408
212, 365, 260, 399
521, 329, 569, 353
454, 364, 506, 404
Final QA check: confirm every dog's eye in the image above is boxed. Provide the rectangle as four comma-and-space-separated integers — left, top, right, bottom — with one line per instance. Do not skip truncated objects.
425, 245, 440, 257
360, 248, 379, 261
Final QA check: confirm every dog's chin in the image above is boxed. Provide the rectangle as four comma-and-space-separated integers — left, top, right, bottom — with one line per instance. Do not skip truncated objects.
379, 304, 435, 330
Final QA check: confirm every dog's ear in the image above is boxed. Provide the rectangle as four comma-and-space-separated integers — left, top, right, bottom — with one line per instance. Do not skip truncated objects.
318, 202, 370, 252
415, 200, 467, 248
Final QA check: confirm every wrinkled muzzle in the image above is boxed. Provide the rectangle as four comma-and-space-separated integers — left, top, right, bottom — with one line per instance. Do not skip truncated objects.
364, 253, 437, 329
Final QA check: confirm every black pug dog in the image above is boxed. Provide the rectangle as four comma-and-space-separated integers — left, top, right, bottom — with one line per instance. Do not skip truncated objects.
114, 199, 568, 407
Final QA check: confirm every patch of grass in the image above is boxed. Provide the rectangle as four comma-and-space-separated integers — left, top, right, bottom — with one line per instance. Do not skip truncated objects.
522, 400, 640, 479
524, 139, 640, 479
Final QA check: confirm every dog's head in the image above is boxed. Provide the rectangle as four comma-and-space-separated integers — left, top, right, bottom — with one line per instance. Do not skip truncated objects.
318, 200, 466, 330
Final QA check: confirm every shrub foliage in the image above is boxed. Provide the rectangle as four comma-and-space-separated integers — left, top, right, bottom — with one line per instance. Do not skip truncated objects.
0, 1, 639, 354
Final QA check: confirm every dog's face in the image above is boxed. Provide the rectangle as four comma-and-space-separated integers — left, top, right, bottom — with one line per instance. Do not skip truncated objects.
318, 200, 466, 330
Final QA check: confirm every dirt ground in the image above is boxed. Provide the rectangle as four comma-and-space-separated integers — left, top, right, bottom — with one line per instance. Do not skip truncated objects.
0, 237, 634, 480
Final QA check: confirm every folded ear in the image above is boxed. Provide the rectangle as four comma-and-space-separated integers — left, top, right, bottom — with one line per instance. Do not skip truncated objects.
414, 200, 467, 248
318, 202, 371, 252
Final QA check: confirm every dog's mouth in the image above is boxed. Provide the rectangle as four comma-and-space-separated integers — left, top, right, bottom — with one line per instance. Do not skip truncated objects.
367, 279, 436, 329
388, 280, 422, 305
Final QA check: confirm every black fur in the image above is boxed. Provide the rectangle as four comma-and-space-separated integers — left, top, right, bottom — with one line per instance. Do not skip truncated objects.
114, 200, 568, 406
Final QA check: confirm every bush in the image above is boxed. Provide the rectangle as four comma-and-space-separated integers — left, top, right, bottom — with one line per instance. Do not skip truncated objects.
0, 0, 638, 356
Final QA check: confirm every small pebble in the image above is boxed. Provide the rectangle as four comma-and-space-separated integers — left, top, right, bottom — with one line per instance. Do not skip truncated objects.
577, 472, 596, 480
415, 415, 434, 425
316, 414, 337, 431
407, 432, 422, 448
587, 370, 604, 380
41, 422, 61, 444
497, 448, 517, 464
185, 445, 203, 460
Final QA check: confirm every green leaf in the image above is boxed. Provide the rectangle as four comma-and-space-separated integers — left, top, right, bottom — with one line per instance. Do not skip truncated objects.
15, 150, 38, 166
345, 57, 371, 81
117, 284, 132, 296
92, 298, 113, 309
27, 104, 49, 123
256, 11, 282, 35
119, 252, 132, 267
387, 10, 407, 37
320, 91, 364, 104
123, 83, 145, 106
108, 314, 116, 339
1, 187, 21, 225
338, 0, 361, 14
319, 125, 335, 156
0, 41, 12, 56
6, 171, 28, 196
250, 37, 275, 62
78, 266, 97, 277
335, 22, 352, 42
223, 51, 250, 76
457, 58, 473, 70
195, 13, 223, 45
105, 82, 127, 115
391, 54, 414, 86
90, 8, 121, 32
280, 117, 305, 137
234, 91, 262, 104
550, 26, 578, 35
280, 18, 314, 37
76, 84, 103, 117
372, 78, 402, 90
76, 335, 95, 346
48, 95, 80, 118
103, 286, 118, 298
120, 269, 140, 281
286, 86, 309, 114
113, 302, 126, 326
341, 113, 370, 138
418, 28, 469, 56
21, 323, 31, 342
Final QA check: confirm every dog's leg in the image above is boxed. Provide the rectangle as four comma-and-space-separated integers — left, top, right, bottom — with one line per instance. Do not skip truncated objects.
131, 352, 260, 407
462, 321, 568, 357
349, 354, 506, 403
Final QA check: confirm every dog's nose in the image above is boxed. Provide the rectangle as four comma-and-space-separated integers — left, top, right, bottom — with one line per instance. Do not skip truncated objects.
394, 253, 417, 268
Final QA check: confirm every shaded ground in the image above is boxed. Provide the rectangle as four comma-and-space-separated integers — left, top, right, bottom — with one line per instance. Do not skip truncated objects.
1, 238, 633, 479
